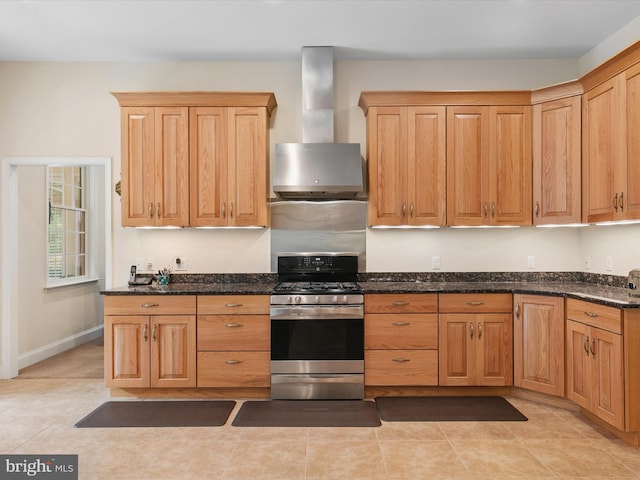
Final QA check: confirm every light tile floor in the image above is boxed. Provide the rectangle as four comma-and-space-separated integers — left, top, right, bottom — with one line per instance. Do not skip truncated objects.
3, 347, 640, 479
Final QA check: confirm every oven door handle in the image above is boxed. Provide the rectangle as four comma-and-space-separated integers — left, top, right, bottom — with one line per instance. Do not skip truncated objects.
270, 305, 364, 320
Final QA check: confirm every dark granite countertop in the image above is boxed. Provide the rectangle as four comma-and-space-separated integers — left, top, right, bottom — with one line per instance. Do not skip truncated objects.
101, 272, 640, 308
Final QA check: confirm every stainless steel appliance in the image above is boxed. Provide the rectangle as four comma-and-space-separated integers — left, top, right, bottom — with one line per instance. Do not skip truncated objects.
270, 253, 364, 400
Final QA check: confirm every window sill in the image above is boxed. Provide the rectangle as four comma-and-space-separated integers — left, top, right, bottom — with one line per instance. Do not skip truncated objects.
45, 277, 102, 290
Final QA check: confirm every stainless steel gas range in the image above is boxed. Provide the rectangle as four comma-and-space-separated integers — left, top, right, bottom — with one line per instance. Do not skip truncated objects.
270, 253, 364, 400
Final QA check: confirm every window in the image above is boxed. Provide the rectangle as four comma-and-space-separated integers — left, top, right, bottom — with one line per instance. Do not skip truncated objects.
47, 166, 87, 284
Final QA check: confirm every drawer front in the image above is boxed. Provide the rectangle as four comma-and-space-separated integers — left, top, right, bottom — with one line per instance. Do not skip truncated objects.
104, 295, 196, 315
439, 293, 512, 313
365, 314, 437, 349
197, 315, 270, 351
197, 295, 270, 315
566, 298, 622, 334
365, 350, 438, 386
197, 351, 270, 387
365, 294, 438, 314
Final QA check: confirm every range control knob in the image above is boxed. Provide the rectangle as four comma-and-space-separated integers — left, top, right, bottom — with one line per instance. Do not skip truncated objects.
295, 296, 302, 304
287, 296, 293, 304
332, 295, 338, 303
314, 296, 320, 304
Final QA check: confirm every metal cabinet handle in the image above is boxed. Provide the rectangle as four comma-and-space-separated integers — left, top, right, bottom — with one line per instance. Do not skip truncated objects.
402, 202, 406, 217
157, 202, 161, 219
230, 202, 233, 219
225, 359, 243, 365
491, 202, 496, 218
392, 301, 410, 306
467, 301, 484, 306
478, 321, 482, 340
620, 192, 624, 211
142, 324, 148, 341
392, 358, 410, 363
484, 202, 488, 217
222, 203, 226, 218
590, 338, 596, 357
470, 322, 474, 339
392, 321, 411, 326
148, 203, 153, 218
534, 201, 539, 217
141, 303, 160, 308
613, 193, 619, 211
585, 311, 598, 318
225, 303, 244, 308
225, 323, 243, 328
410, 202, 414, 218
584, 336, 590, 355
515, 303, 520, 318
152, 323, 156, 341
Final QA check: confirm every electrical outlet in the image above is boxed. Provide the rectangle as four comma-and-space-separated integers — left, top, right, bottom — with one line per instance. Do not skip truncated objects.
135, 258, 143, 271
527, 256, 535, 269
432, 256, 441, 270
146, 259, 153, 272
174, 257, 188, 271
605, 256, 613, 272
584, 256, 591, 269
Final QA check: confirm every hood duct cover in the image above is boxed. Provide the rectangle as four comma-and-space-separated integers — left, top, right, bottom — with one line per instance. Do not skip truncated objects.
273, 46, 364, 199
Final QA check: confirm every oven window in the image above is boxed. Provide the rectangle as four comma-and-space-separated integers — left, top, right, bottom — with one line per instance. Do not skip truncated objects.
271, 319, 364, 361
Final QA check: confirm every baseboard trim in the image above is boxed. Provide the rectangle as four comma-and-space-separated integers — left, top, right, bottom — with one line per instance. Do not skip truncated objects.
18, 325, 103, 370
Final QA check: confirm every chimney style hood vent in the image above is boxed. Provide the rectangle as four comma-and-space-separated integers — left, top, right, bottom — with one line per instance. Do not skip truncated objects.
273, 46, 363, 200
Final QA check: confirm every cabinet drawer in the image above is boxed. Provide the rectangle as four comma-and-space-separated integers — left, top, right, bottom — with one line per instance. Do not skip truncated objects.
365, 350, 438, 386
197, 315, 270, 351
197, 351, 270, 387
197, 295, 270, 315
365, 294, 438, 313
365, 314, 437, 349
104, 295, 196, 315
439, 293, 512, 313
566, 298, 622, 334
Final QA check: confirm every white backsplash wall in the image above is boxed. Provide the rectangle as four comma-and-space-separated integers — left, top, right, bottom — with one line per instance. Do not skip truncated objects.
579, 223, 640, 276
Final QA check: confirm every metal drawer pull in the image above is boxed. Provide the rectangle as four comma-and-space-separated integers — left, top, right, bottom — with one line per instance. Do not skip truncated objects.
142, 324, 148, 341
152, 324, 156, 341
225, 359, 243, 365
392, 358, 410, 363
225, 323, 243, 328
585, 311, 598, 318
225, 303, 244, 308
392, 301, 410, 306
470, 322, 474, 339
590, 338, 596, 357
392, 321, 411, 326
141, 303, 160, 308
584, 336, 590, 355
478, 321, 482, 340
467, 301, 484, 306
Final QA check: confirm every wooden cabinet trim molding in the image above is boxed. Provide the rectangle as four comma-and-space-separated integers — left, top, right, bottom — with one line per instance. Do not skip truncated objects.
531, 80, 584, 104
111, 91, 277, 115
580, 40, 640, 93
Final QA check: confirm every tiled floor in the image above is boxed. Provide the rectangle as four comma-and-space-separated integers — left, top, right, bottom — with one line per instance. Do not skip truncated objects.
2, 349, 640, 479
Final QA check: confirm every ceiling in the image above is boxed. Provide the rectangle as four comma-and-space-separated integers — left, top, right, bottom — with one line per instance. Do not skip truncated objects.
1, 0, 640, 62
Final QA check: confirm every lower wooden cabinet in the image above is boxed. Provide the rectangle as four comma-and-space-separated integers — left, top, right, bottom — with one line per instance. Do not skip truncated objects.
196, 295, 270, 387
438, 293, 513, 386
566, 299, 624, 430
364, 294, 438, 386
104, 296, 197, 388
513, 294, 565, 397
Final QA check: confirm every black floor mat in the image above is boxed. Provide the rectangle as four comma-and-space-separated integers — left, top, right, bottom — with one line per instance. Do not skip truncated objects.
232, 400, 381, 427
75, 400, 236, 428
375, 396, 528, 422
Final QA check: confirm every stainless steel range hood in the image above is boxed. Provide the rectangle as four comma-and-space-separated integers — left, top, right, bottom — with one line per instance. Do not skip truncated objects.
273, 47, 364, 199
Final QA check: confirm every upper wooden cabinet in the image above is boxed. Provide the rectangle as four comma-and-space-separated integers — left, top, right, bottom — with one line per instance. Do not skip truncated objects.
112, 92, 276, 227
532, 91, 582, 225
359, 92, 532, 227
364, 105, 446, 226
447, 105, 532, 226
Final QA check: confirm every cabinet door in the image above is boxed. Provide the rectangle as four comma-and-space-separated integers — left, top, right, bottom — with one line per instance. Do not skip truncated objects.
227, 106, 269, 227
367, 106, 407, 226
623, 63, 640, 220
150, 315, 196, 388
489, 106, 532, 226
476, 314, 512, 386
407, 106, 447, 225
514, 295, 564, 396
104, 316, 150, 388
154, 107, 189, 226
591, 327, 624, 430
447, 106, 490, 226
532, 97, 581, 225
582, 76, 622, 223
189, 107, 228, 226
439, 314, 474, 385
120, 107, 155, 227
566, 319, 591, 410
